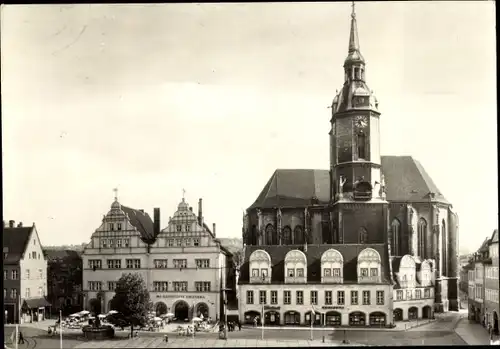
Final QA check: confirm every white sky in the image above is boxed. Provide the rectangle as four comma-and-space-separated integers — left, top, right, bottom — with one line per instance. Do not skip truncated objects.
1, 2, 497, 254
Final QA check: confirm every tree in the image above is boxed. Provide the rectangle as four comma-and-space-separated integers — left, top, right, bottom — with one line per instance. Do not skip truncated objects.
109, 273, 152, 337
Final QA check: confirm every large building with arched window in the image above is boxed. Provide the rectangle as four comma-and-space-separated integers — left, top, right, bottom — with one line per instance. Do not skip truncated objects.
238, 4, 459, 327
82, 194, 233, 322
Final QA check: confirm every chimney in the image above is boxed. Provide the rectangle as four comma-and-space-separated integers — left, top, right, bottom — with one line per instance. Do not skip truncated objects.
198, 198, 203, 226
139, 209, 145, 214
153, 208, 161, 236
213, 223, 216, 237
189, 207, 193, 212
9, 220, 15, 228
17, 222, 23, 228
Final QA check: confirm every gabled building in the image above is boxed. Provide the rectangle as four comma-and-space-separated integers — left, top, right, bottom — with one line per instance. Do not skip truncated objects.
3, 220, 50, 324
468, 238, 490, 323
82, 193, 233, 321
485, 230, 499, 334
238, 4, 459, 327
44, 249, 83, 316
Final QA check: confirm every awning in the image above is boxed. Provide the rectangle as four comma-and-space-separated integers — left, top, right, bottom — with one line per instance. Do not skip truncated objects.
23, 297, 52, 309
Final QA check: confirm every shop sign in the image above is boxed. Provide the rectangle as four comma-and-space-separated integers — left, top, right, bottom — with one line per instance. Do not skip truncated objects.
264, 306, 280, 310
155, 294, 205, 299
321, 306, 344, 310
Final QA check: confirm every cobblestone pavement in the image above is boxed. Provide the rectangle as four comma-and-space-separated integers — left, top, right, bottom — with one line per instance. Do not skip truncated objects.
73, 337, 364, 348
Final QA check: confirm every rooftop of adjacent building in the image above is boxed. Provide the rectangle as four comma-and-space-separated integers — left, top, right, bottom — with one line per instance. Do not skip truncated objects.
239, 244, 391, 284
249, 156, 448, 209
2, 220, 37, 265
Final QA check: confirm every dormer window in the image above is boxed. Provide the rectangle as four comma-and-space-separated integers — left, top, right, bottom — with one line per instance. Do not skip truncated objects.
108, 223, 114, 231
357, 248, 382, 283
117, 223, 122, 231
284, 250, 308, 284
249, 250, 272, 284
321, 249, 344, 283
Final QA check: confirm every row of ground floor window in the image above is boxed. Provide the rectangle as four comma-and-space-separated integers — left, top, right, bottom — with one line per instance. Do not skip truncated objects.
242, 306, 433, 327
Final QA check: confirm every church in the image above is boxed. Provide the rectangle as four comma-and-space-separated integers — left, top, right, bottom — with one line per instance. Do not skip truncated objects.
238, 4, 459, 327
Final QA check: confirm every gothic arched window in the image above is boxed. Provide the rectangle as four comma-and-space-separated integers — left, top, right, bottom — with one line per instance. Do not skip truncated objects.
282, 226, 292, 245
294, 226, 304, 245
391, 219, 402, 256
417, 218, 427, 258
441, 219, 447, 276
358, 227, 368, 244
357, 132, 366, 159
265, 224, 275, 246
251, 225, 257, 246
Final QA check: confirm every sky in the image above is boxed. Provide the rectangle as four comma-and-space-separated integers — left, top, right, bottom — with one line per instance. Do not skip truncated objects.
1, 2, 497, 253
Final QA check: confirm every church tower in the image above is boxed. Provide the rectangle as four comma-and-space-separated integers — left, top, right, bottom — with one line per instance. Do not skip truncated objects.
329, 3, 388, 245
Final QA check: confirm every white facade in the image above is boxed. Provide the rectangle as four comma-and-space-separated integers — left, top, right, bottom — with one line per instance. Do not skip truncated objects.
82, 197, 229, 321
240, 248, 392, 327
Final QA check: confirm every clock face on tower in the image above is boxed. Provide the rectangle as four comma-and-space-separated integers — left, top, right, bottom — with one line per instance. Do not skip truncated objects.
354, 115, 368, 128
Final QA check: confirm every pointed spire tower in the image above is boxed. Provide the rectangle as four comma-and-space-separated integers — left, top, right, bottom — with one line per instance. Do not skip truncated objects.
328, 2, 389, 246
329, 1, 384, 204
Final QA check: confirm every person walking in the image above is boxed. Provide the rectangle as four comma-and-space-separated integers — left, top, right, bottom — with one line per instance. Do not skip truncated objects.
18, 331, 25, 344
237, 320, 241, 331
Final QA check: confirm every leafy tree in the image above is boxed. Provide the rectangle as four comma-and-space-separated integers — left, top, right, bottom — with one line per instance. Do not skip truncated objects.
109, 273, 152, 337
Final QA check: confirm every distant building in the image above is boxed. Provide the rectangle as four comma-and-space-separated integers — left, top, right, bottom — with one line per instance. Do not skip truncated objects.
44, 249, 83, 315
468, 238, 489, 324
238, 4, 457, 328
82, 193, 233, 321
484, 230, 499, 334
3, 220, 51, 324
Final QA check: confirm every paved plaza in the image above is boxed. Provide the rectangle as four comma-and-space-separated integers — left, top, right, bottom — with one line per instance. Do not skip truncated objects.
73, 337, 364, 348
6, 311, 498, 348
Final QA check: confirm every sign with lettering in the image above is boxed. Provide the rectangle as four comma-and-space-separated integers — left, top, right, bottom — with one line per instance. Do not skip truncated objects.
321, 306, 344, 310
155, 294, 206, 299
264, 306, 280, 310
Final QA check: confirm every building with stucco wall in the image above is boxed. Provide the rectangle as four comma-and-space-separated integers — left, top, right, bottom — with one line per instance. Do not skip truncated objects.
238, 4, 458, 327
82, 194, 232, 321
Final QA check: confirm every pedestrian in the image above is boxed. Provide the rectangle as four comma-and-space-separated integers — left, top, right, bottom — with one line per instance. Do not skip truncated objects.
18, 331, 25, 344
237, 320, 241, 331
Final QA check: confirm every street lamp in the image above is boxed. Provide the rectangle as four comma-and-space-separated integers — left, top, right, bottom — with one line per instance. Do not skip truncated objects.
221, 288, 232, 340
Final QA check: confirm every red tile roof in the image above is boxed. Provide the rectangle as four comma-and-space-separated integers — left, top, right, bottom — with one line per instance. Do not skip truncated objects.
3, 226, 33, 265
249, 156, 448, 209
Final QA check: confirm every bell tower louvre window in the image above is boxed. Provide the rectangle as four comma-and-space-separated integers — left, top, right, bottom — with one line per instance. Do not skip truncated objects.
357, 132, 366, 159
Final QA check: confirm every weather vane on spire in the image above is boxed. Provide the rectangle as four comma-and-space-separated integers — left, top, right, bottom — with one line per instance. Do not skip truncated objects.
113, 188, 118, 202
351, 1, 356, 18
182, 188, 186, 200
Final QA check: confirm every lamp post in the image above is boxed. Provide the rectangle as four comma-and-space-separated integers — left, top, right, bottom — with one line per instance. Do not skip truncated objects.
221, 288, 231, 340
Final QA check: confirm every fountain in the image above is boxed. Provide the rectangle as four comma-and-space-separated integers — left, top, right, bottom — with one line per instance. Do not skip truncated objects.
82, 314, 115, 340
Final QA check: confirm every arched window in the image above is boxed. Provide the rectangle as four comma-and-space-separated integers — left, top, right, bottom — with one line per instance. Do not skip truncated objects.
357, 132, 366, 159
249, 250, 272, 283
284, 250, 308, 284
265, 224, 274, 246
251, 225, 257, 246
358, 227, 368, 244
282, 226, 292, 245
294, 225, 304, 245
391, 219, 402, 256
357, 248, 382, 283
417, 219, 427, 258
321, 249, 344, 283
441, 219, 447, 276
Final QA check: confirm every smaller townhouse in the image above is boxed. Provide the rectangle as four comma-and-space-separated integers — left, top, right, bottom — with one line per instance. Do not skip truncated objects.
3, 220, 51, 324
484, 230, 499, 334
391, 256, 435, 321
44, 249, 83, 316
468, 238, 489, 324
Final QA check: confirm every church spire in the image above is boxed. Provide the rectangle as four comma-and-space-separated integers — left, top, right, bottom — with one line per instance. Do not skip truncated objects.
348, 1, 360, 54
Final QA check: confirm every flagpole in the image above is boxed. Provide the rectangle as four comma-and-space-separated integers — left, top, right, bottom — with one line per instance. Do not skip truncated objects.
16, 294, 21, 349
261, 304, 264, 340
60, 310, 63, 349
